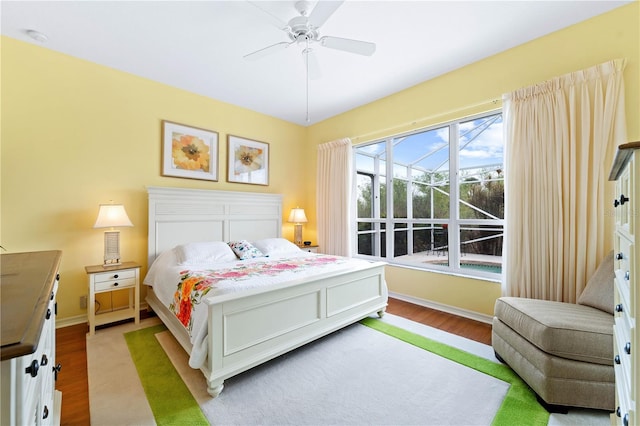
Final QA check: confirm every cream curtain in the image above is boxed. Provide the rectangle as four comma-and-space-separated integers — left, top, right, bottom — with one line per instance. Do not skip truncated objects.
503, 59, 627, 301
317, 138, 352, 256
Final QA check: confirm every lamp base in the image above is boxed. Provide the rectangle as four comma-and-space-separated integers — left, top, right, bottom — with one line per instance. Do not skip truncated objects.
293, 224, 303, 246
103, 230, 122, 266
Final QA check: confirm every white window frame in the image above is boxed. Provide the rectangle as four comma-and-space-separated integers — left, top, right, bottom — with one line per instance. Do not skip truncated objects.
352, 110, 503, 280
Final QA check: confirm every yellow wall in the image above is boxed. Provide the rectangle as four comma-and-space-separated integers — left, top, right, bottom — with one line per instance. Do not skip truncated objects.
308, 2, 639, 317
1, 3, 638, 324
1, 37, 307, 322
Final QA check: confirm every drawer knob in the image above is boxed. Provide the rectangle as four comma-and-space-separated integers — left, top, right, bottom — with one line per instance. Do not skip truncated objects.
614, 199, 620, 208
619, 194, 629, 205
614, 355, 621, 364
615, 304, 624, 313
25, 359, 39, 377
623, 413, 629, 426
56, 273, 60, 281
616, 252, 624, 260
46, 308, 52, 320
624, 271, 630, 281
53, 363, 62, 381
114, 274, 119, 279
113, 282, 119, 287
42, 405, 49, 420
617, 407, 621, 417
624, 342, 631, 355
40, 354, 48, 366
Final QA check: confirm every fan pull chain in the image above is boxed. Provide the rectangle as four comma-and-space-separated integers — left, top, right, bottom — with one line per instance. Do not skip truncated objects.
306, 37, 310, 123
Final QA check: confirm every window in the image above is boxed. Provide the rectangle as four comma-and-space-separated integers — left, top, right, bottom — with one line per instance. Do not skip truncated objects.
354, 111, 503, 279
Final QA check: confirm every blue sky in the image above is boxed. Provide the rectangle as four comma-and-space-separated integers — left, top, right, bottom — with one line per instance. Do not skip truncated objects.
356, 113, 503, 176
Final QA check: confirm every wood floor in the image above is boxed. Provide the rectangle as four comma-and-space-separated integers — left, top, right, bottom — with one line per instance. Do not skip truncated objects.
55, 297, 492, 426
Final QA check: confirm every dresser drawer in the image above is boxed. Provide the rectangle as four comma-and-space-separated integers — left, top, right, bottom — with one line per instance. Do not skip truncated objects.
615, 276, 632, 323
615, 157, 633, 233
613, 321, 632, 396
615, 235, 632, 281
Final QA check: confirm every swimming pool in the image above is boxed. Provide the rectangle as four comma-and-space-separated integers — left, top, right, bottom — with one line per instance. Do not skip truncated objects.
460, 263, 502, 274
426, 260, 502, 274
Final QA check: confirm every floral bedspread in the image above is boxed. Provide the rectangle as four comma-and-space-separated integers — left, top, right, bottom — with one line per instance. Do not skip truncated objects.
169, 255, 346, 333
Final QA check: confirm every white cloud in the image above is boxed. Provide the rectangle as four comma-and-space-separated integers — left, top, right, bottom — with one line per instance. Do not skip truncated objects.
459, 120, 503, 162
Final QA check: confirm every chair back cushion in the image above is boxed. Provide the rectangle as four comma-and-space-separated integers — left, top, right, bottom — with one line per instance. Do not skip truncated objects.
577, 251, 614, 314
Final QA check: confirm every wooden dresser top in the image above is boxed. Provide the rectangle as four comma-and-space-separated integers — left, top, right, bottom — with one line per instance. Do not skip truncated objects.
609, 141, 640, 181
1, 250, 62, 360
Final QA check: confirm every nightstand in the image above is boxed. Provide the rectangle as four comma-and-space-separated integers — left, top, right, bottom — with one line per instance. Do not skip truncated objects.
85, 262, 140, 335
297, 244, 319, 253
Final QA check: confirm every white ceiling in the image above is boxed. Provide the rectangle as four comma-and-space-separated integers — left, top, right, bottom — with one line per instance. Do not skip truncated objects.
1, 1, 631, 126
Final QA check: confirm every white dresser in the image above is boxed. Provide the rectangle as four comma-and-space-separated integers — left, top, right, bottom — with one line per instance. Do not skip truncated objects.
610, 141, 639, 426
1, 251, 63, 426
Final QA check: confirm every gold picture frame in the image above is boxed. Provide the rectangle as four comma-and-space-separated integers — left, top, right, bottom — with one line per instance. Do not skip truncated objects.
161, 120, 218, 181
227, 135, 269, 186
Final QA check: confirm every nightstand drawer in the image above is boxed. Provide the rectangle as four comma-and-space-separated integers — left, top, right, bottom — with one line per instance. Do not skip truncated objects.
93, 269, 136, 283
297, 244, 319, 253
94, 276, 136, 292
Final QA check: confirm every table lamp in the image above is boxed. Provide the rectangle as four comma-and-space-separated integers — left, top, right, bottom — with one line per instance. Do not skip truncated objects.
288, 207, 308, 246
93, 203, 133, 266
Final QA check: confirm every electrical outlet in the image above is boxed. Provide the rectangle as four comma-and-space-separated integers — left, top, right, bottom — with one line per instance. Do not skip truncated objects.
80, 295, 87, 309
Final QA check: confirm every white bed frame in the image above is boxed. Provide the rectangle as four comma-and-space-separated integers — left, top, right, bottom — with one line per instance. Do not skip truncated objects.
145, 186, 388, 397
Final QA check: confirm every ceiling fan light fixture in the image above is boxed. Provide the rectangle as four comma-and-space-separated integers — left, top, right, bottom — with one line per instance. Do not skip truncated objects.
245, 0, 375, 123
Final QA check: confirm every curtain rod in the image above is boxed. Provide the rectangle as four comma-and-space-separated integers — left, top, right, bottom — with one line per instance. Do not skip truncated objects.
349, 98, 501, 143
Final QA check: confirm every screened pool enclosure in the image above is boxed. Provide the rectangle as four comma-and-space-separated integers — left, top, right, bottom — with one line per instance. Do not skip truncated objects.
354, 112, 504, 278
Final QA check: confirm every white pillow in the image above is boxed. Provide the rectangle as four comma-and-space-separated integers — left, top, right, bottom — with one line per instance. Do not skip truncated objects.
252, 238, 301, 256
174, 241, 238, 265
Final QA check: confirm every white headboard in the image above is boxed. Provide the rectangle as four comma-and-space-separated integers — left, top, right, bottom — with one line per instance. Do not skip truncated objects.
147, 186, 283, 266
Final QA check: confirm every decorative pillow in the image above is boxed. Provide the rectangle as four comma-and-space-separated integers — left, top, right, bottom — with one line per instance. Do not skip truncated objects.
228, 240, 265, 260
577, 250, 614, 314
252, 238, 301, 256
174, 241, 238, 265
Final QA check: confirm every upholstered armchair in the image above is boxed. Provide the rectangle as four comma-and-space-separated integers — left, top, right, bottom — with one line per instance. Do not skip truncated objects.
492, 252, 614, 411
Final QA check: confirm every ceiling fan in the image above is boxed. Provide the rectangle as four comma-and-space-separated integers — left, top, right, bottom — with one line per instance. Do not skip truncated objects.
245, 0, 376, 122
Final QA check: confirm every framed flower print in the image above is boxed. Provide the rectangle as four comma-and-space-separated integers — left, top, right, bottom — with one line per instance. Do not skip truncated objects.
162, 120, 218, 181
227, 135, 269, 186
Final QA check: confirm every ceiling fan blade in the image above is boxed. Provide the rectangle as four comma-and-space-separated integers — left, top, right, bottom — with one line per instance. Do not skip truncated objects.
303, 49, 322, 80
246, 1, 290, 31
308, 0, 344, 28
320, 36, 376, 56
244, 42, 292, 61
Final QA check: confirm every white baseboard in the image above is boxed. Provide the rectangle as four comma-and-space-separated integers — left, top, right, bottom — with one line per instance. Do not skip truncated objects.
388, 292, 493, 325
56, 314, 87, 328
56, 302, 150, 329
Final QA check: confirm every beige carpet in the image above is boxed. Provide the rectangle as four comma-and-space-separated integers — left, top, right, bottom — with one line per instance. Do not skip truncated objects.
87, 317, 162, 426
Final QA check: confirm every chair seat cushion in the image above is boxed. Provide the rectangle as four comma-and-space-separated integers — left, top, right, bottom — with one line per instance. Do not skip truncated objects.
494, 297, 613, 365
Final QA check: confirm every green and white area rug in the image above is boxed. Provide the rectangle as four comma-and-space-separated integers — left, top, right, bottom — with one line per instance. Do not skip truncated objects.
87, 314, 610, 425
